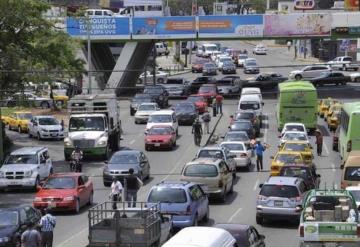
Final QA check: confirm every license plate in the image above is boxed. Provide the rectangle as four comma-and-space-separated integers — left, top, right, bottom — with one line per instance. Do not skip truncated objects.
48, 201, 56, 208
51, 134, 57, 137
154, 143, 160, 147
274, 201, 283, 207
10, 181, 19, 185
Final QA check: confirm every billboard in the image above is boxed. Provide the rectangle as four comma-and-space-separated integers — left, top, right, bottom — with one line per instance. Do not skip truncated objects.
345, 0, 359, 10
198, 15, 264, 38
132, 16, 196, 39
264, 14, 331, 37
66, 17, 130, 39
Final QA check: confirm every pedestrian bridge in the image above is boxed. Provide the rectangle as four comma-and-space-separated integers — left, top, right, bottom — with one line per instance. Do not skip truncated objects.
65, 12, 360, 94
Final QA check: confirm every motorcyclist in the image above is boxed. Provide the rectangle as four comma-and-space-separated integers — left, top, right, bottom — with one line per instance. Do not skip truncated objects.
110, 177, 123, 210
70, 146, 83, 172
192, 118, 203, 146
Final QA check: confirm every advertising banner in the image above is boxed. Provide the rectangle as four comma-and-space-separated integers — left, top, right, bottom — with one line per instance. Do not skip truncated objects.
66, 17, 130, 40
198, 15, 263, 38
345, 0, 359, 10
303, 222, 358, 242
132, 16, 196, 39
264, 14, 331, 37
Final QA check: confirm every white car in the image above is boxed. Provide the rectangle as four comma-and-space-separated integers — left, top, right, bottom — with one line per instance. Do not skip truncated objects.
350, 72, 360, 83
0, 147, 53, 190
253, 44, 267, 55
289, 65, 331, 80
216, 56, 233, 71
146, 110, 178, 136
281, 123, 307, 136
237, 54, 248, 67
346, 186, 360, 208
138, 71, 168, 84
28, 115, 64, 140
210, 51, 222, 61
280, 131, 309, 145
220, 141, 252, 170
134, 103, 159, 124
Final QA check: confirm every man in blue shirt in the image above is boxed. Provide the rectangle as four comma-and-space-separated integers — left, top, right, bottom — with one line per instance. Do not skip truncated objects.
254, 140, 266, 171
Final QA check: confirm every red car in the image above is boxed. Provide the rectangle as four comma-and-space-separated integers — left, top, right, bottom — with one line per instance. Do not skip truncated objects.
197, 84, 218, 105
186, 95, 208, 113
145, 125, 177, 151
191, 59, 208, 73
33, 173, 93, 213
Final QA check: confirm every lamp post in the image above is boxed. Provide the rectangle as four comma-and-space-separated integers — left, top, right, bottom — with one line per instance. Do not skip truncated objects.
87, 15, 92, 95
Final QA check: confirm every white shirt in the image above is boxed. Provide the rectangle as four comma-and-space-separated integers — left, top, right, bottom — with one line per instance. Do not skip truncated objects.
111, 181, 123, 194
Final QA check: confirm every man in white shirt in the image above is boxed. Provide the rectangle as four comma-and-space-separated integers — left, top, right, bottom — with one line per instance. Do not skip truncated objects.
111, 177, 123, 210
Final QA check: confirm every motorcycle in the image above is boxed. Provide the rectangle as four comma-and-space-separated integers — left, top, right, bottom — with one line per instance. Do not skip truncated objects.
69, 157, 82, 172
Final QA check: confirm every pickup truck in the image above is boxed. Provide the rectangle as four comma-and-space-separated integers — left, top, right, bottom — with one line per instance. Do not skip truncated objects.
327, 56, 359, 71
299, 189, 360, 247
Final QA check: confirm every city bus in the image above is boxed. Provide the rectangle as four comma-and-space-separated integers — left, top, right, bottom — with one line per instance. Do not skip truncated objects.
277, 81, 317, 132
339, 102, 360, 161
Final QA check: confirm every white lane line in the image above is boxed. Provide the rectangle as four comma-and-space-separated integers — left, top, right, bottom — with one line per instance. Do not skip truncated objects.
253, 179, 259, 191
323, 142, 329, 155
331, 163, 336, 172
228, 208, 243, 223
129, 139, 135, 145
56, 228, 87, 247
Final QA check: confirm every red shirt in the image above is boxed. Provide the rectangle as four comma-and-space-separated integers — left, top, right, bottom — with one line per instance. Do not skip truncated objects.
215, 95, 223, 104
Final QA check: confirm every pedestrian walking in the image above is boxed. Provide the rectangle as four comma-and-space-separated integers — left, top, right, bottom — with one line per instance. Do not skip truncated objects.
212, 97, 217, 117
192, 118, 203, 146
201, 110, 211, 134
229, 115, 235, 126
125, 168, 143, 208
110, 177, 123, 210
38, 209, 56, 247
215, 94, 224, 115
253, 140, 267, 171
21, 222, 41, 247
315, 129, 323, 156
287, 40, 292, 51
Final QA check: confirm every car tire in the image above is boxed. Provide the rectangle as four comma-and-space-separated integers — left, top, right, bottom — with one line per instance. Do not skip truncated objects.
202, 206, 209, 222
157, 78, 164, 84
256, 215, 264, 225
130, 109, 135, 116
295, 75, 302, 80
145, 144, 150, 151
41, 101, 50, 109
134, 120, 138, 124
74, 198, 80, 214
88, 191, 94, 206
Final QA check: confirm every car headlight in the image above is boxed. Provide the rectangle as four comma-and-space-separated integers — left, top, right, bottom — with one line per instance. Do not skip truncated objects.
24, 170, 33, 177
0, 237, 10, 243
34, 197, 42, 202
97, 137, 108, 146
64, 138, 72, 147
63, 196, 75, 201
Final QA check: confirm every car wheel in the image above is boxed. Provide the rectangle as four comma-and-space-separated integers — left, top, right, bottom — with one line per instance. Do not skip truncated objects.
295, 75, 302, 80
74, 198, 80, 214
41, 101, 50, 109
145, 144, 150, 151
134, 119, 138, 124
37, 132, 42, 141
18, 126, 22, 133
256, 215, 264, 225
157, 78, 164, 84
88, 191, 94, 206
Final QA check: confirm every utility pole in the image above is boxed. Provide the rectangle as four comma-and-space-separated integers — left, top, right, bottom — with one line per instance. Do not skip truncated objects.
87, 16, 92, 94
153, 43, 156, 86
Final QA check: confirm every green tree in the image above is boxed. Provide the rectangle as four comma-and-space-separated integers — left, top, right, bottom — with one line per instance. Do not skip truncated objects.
0, 0, 85, 95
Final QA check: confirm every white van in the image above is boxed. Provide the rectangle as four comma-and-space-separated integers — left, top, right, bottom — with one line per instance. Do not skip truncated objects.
155, 42, 167, 56
146, 110, 178, 136
201, 44, 220, 58
162, 226, 237, 247
241, 87, 263, 103
86, 9, 114, 17
238, 94, 263, 127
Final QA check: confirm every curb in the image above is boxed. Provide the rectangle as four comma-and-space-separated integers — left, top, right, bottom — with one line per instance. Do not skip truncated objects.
205, 113, 223, 146
296, 57, 321, 63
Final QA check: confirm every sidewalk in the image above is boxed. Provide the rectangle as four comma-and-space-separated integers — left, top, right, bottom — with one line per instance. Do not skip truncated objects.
156, 47, 191, 76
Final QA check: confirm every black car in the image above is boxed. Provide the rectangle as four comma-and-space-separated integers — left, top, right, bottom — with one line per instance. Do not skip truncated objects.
202, 63, 217, 76
309, 72, 351, 86
130, 94, 155, 116
222, 61, 237, 74
229, 120, 255, 139
0, 205, 41, 247
173, 102, 198, 125
215, 224, 266, 247
243, 73, 288, 89
103, 150, 150, 186
236, 110, 260, 137
143, 85, 169, 108
189, 76, 216, 94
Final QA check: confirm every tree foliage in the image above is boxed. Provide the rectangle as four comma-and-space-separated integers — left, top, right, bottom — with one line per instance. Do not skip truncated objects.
0, 0, 85, 94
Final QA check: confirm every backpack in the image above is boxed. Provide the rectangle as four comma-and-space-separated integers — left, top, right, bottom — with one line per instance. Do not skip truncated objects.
202, 113, 211, 122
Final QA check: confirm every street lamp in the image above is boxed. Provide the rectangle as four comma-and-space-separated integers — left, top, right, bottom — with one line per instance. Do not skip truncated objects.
87, 15, 92, 95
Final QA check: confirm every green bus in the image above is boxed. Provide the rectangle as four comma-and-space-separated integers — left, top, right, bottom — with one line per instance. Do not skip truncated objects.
277, 81, 318, 132
339, 102, 360, 161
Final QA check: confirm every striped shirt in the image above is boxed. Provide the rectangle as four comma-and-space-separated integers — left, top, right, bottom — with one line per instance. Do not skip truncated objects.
40, 214, 56, 232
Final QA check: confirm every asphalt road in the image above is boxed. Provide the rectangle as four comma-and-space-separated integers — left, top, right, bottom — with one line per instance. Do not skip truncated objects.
2, 42, 360, 247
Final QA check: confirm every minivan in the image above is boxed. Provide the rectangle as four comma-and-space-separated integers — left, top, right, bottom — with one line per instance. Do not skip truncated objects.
238, 94, 263, 127
341, 151, 360, 189
162, 226, 237, 247
146, 110, 178, 136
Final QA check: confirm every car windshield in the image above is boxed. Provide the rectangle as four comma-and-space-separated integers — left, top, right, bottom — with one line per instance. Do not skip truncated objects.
148, 114, 172, 123
246, 61, 257, 66
205, 46, 217, 51
283, 133, 307, 141
69, 117, 104, 131
224, 132, 249, 142
280, 167, 310, 179
138, 104, 156, 111
184, 164, 218, 177
223, 61, 234, 66
240, 102, 259, 110
110, 153, 138, 164
148, 127, 172, 135
43, 177, 76, 189
187, 96, 203, 103
204, 63, 215, 68
236, 112, 254, 120
344, 167, 360, 181
38, 118, 58, 125
285, 125, 305, 132
0, 211, 18, 226
148, 188, 187, 203
349, 190, 360, 202
221, 143, 244, 151
199, 87, 215, 93
5, 155, 38, 165
133, 95, 152, 102
18, 113, 33, 120
144, 87, 162, 94
276, 154, 302, 163
260, 185, 299, 198
239, 55, 248, 59
231, 122, 251, 130
198, 150, 224, 159
283, 143, 307, 152
175, 104, 195, 112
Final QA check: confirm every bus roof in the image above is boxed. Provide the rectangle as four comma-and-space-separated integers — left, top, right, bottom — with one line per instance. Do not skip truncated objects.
278, 81, 316, 92
342, 102, 360, 114
307, 189, 353, 198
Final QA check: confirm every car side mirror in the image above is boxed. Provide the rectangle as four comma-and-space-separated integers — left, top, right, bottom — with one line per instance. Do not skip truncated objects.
317, 174, 321, 178
259, 183, 263, 188
340, 164, 344, 169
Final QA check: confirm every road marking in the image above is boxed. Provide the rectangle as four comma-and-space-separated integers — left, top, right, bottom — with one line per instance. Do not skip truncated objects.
323, 142, 329, 155
228, 208, 242, 223
253, 179, 259, 191
331, 163, 336, 172
129, 139, 135, 145
56, 227, 87, 247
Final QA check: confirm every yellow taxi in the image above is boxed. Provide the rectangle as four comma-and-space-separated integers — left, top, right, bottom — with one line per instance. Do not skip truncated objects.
318, 98, 338, 118
270, 150, 305, 176
327, 110, 341, 131
324, 102, 342, 121
7, 111, 33, 133
279, 141, 313, 165
1, 115, 11, 125
53, 95, 69, 107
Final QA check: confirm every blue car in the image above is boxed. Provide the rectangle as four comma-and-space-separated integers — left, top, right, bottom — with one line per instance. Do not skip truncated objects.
146, 181, 209, 229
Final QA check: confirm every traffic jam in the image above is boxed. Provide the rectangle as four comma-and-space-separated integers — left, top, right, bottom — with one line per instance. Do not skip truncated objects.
1, 42, 360, 247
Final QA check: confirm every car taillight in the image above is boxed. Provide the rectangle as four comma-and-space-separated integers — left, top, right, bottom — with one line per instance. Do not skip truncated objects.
218, 180, 223, 188
347, 140, 352, 152
271, 166, 279, 171
184, 205, 191, 215
299, 225, 304, 237
257, 195, 267, 201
